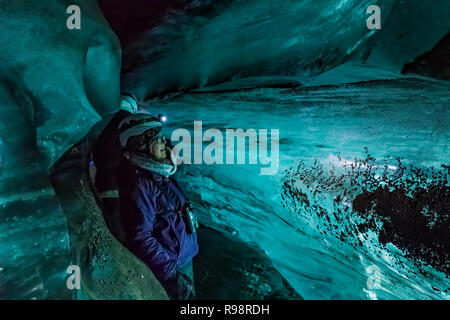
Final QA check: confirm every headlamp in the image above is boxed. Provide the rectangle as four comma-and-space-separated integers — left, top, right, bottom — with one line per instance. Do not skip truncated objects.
157, 114, 167, 123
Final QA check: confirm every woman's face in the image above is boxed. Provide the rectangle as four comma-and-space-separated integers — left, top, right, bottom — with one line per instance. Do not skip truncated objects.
150, 136, 167, 161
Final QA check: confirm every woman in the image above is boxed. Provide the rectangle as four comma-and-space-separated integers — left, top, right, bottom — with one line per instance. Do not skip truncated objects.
117, 113, 199, 300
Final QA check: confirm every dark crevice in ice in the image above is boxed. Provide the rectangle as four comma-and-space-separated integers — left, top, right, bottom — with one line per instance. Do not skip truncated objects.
402, 32, 450, 81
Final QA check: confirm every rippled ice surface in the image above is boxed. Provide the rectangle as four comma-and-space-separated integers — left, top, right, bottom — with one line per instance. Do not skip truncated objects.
147, 77, 450, 300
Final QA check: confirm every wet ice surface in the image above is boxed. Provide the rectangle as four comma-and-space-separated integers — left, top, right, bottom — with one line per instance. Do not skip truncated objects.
146, 77, 450, 299
121, 0, 397, 98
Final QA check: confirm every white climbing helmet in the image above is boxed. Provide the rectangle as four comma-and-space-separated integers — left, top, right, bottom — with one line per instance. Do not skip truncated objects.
118, 113, 162, 147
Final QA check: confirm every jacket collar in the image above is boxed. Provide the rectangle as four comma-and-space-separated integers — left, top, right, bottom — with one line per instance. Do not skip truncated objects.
134, 165, 170, 183
128, 148, 177, 178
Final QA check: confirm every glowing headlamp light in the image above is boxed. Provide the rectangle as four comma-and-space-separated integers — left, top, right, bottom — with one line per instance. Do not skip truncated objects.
158, 114, 167, 122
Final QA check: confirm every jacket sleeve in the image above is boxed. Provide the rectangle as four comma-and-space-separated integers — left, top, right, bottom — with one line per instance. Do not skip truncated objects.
127, 178, 177, 282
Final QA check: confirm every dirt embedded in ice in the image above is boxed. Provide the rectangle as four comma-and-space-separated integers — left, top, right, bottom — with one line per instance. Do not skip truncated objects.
281, 148, 449, 277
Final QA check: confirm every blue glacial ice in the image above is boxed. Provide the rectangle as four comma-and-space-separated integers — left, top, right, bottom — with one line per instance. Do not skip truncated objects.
0, 0, 449, 299
145, 77, 450, 299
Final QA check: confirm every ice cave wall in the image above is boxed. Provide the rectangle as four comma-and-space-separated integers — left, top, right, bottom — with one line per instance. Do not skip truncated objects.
0, 0, 121, 168
0, 0, 167, 299
98, 0, 450, 96
113, 0, 396, 98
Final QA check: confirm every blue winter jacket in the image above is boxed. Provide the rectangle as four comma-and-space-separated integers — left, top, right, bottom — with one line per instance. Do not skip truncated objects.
118, 160, 199, 282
